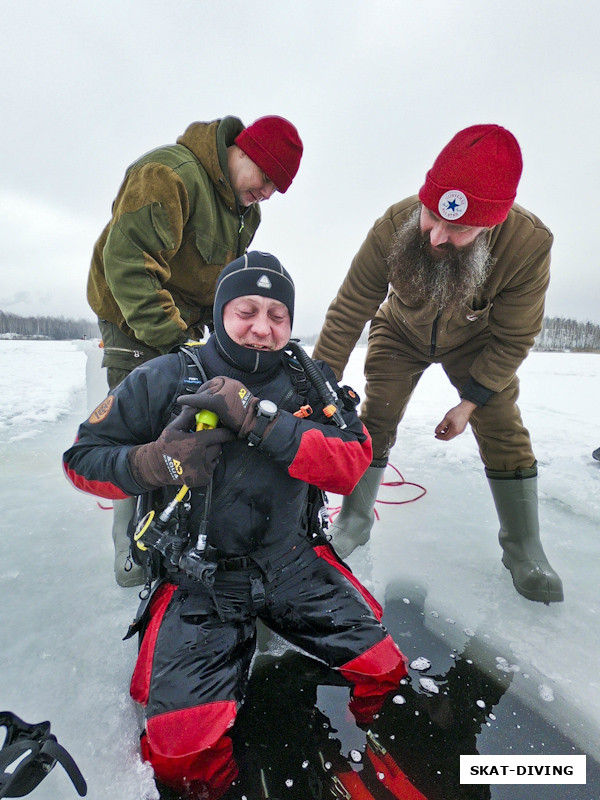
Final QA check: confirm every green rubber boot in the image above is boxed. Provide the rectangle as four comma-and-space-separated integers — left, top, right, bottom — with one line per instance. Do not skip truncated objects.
112, 497, 145, 587
486, 467, 563, 604
329, 466, 386, 560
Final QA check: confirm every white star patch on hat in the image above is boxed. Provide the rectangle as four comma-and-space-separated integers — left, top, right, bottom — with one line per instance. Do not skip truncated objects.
438, 190, 468, 221
256, 274, 272, 289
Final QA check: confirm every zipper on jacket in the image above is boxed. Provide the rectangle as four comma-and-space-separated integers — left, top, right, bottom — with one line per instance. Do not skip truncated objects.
103, 345, 145, 359
430, 311, 441, 357
236, 206, 251, 257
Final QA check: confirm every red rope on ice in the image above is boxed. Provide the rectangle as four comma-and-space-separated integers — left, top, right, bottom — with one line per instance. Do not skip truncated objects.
376, 462, 427, 505
328, 463, 427, 523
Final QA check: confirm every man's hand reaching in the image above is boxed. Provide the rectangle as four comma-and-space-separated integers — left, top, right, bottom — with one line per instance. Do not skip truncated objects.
434, 399, 477, 441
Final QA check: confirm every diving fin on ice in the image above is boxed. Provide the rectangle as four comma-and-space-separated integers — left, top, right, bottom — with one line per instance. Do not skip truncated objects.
593, 447, 600, 462
0, 711, 87, 798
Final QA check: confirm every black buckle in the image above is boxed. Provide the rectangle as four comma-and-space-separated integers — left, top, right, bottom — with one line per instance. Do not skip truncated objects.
218, 555, 252, 571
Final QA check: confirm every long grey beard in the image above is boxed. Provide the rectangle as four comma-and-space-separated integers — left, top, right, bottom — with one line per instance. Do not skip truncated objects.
387, 208, 493, 312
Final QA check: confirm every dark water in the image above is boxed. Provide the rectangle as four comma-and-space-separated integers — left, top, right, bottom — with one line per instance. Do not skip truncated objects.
219, 581, 599, 800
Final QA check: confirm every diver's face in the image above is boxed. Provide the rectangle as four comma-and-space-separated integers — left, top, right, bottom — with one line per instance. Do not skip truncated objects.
222, 295, 291, 351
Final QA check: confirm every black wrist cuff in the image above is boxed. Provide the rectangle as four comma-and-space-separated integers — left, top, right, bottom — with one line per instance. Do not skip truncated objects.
461, 377, 495, 407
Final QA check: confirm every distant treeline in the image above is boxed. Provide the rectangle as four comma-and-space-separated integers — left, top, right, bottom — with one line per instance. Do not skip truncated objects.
0, 309, 99, 340
534, 317, 600, 351
300, 316, 600, 352
1, 309, 598, 352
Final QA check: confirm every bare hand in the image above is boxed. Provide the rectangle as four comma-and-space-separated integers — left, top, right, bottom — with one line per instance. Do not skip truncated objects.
434, 399, 477, 441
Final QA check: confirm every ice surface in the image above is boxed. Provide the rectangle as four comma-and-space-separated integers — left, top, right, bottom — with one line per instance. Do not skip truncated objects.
0, 340, 599, 798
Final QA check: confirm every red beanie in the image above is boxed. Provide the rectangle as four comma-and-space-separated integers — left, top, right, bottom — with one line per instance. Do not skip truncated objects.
235, 116, 303, 193
418, 124, 523, 227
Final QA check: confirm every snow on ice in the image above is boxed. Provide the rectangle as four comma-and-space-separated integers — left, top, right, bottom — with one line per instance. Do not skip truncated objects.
0, 338, 598, 798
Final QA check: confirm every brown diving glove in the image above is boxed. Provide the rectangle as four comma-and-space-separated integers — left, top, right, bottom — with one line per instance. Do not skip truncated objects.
177, 376, 262, 438
128, 405, 235, 490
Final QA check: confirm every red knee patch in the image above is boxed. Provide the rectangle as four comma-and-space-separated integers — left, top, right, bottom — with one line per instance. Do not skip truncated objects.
142, 723, 237, 796
341, 636, 408, 723
339, 636, 408, 696
146, 701, 237, 758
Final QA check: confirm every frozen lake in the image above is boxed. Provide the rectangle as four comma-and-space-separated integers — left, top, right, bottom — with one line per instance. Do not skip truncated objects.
0, 339, 598, 798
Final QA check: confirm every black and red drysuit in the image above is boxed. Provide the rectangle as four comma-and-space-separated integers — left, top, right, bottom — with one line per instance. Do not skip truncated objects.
63, 336, 408, 798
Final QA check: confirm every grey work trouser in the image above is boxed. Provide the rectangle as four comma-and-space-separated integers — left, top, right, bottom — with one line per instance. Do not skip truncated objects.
361, 314, 535, 472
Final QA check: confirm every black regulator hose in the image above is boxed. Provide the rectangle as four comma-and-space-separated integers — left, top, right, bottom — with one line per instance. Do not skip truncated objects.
285, 340, 347, 429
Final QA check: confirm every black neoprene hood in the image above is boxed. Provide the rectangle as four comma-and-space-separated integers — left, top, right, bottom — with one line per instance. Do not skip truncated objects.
213, 251, 295, 373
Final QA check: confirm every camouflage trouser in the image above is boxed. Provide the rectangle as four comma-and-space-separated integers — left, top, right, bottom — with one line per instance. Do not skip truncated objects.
361, 314, 536, 472
97, 319, 161, 390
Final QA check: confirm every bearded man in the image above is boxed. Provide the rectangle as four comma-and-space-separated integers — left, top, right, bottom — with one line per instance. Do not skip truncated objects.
313, 124, 563, 604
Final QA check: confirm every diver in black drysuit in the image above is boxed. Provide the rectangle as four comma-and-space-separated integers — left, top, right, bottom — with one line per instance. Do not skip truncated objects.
63, 252, 408, 799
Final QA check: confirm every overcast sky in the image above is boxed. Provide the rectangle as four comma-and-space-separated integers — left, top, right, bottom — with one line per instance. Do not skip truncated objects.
1, 1, 598, 335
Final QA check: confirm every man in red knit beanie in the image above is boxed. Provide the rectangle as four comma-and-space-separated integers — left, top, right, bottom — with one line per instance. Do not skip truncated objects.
313, 124, 563, 605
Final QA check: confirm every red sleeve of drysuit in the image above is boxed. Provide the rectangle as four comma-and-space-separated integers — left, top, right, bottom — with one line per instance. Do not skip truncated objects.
62, 459, 130, 500
62, 425, 145, 500
287, 423, 372, 495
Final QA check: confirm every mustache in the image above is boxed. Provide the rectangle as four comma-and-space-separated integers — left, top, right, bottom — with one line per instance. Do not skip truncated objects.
421, 235, 454, 254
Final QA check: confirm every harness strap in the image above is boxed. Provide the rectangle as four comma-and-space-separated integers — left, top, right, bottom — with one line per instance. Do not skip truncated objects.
283, 352, 310, 397
179, 343, 209, 394
215, 555, 255, 571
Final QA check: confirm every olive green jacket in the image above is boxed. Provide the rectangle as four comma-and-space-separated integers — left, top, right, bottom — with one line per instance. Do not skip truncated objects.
313, 196, 552, 395
87, 117, 260, 356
